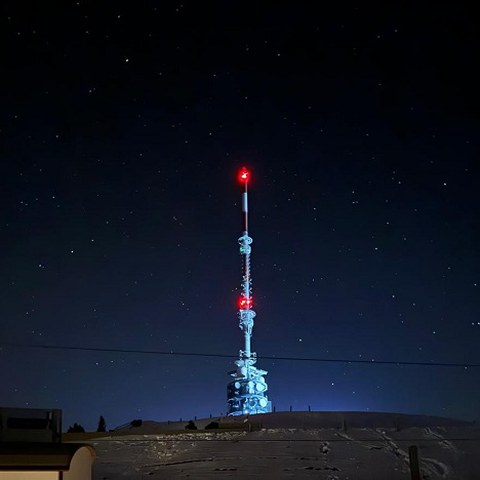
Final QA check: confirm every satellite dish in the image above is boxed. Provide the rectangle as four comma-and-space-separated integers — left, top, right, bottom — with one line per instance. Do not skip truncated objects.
256, 383, 265, 392
259, 398, 267, 407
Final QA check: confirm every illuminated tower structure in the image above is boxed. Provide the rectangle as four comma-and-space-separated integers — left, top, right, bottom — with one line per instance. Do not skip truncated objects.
227, 167, 272, 416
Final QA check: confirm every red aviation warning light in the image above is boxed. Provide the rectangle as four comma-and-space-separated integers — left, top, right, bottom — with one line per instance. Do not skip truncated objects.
238, 167, 251, 184
238, 296, 253, 310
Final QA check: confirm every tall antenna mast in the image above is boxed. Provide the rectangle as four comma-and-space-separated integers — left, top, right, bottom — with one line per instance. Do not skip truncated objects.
227, 167, 272, 416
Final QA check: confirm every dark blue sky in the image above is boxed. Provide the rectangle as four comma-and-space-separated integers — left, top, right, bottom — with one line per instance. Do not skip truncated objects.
1, 1, 479, 430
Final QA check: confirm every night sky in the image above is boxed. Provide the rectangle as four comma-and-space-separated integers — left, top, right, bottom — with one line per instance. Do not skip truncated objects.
1, 2, 479, 431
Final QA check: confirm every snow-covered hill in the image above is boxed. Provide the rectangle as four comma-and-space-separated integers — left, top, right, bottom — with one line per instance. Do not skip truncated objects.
69, 412, 479, 479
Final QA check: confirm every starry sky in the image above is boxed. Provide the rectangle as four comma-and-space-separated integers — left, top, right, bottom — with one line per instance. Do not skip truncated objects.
1, 2, 479, 431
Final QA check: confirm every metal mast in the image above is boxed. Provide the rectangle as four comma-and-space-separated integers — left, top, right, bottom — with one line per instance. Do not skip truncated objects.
227, 167, 272, 416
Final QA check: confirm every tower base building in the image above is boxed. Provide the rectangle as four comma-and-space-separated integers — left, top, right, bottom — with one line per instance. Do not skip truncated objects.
227, 361, 271, 415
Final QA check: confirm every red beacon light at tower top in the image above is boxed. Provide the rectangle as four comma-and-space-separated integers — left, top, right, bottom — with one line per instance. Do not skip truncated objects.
238, 167, 251, 184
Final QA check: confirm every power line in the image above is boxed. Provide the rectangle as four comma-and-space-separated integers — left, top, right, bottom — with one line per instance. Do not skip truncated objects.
2, 342, 479, 368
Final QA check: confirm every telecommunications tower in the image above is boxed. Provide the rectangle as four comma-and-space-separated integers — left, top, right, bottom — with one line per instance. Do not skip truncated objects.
227, 167, 272, 415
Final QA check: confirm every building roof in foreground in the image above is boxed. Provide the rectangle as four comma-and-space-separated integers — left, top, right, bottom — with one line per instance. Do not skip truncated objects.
0, 442, 95, 471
